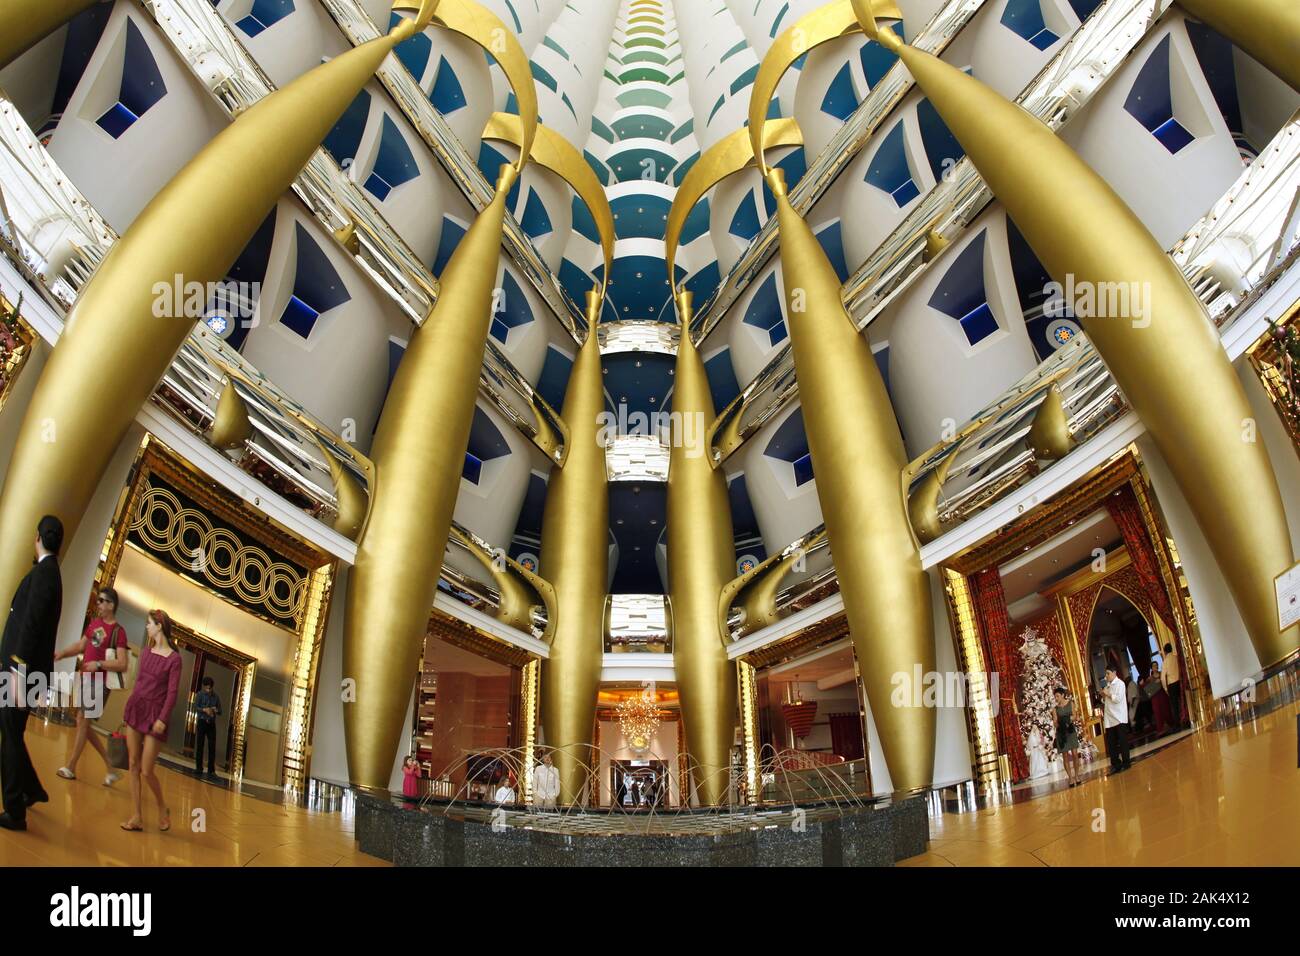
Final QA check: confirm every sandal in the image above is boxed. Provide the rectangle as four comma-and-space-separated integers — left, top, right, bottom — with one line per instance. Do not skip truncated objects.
158, 809, 171, 832
120, 821, 144, 832
56, 767, 75, 780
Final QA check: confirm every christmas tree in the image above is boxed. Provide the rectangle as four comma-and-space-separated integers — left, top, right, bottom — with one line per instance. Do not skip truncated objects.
1017, 627, 1094, 765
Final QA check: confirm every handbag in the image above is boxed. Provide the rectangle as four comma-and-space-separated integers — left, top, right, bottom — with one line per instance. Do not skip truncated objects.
104, 624, 129, 690
1053, 710, 1071, 750
106, 726, 129, 770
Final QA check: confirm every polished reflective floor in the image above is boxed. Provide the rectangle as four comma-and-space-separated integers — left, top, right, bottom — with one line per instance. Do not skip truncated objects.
903, 702, 1300, 866
2, 703, 1296, 866
0, 720, 387, 867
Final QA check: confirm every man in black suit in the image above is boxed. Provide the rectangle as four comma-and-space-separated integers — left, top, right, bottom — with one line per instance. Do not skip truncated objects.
0, 516, 64, 831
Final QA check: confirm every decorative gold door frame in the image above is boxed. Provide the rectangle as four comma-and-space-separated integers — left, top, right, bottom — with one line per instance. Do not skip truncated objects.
735, 614, 851, 794
734, 618, 879, 799
1043, 547, 1138, 751
169, 620, 256, 779
415, 609, 538, 798
89, 434, 337, 789
736, 660, 759, 802
940, 447, 1210, 775
520, 659, 539, 805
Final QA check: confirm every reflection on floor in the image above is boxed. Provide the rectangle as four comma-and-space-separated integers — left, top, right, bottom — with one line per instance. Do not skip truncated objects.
933, 728, 1196, 813
0, 719, 387, 867
3, 703, 1296, 866
901, 702, 1300, 866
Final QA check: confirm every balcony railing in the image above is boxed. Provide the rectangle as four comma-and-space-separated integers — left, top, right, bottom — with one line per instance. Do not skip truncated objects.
1247, 304, 1300, 451
0, 293, 35, 412
1, 98, 555, 637
139, 0, 438, 324
722, 115, 1300, 641
605, 594, 671, 653
318, 0, 587, 339
710, 0, 1169, 460
689, 0, 990, 344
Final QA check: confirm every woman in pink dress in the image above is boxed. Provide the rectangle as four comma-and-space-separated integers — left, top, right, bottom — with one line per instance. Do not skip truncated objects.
120, 609, 182, 832
401, 756, 421, 801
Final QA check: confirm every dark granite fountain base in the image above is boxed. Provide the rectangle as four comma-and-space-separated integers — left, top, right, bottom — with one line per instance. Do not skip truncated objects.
354, 795, 929, 867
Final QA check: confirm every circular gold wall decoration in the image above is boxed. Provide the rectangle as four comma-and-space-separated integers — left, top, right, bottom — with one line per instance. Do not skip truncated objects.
130, 483, 308, 625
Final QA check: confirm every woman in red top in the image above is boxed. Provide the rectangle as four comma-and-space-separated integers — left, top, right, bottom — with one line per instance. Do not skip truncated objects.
52, 587, 130, 786
120, 610, 182, 832
401, 756, 422, 800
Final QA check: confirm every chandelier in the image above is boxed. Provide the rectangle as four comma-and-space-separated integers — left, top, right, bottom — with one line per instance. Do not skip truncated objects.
616, 691, 661, 754
781, 677, 817, 742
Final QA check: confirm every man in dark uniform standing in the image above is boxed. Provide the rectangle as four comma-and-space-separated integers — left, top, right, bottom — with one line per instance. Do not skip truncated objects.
0, 516, 64, 831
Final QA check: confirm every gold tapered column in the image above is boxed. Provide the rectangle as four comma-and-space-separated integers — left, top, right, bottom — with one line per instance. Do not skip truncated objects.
0, 10, 436, 635
667, 291, 737, 806
210, 380, 252, 451
864, 7, 1298, 665
766, 169, 936, 791
539, 292, 608, 803
1027, 385, 1072, 462
0, 0, 100, 71
342, 166, 518, 789
315, 440, 369, 541
1176, 0, 1300, 93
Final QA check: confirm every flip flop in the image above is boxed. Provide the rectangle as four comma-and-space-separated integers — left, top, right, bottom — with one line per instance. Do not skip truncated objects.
120, 821, 144, 832
158, 810, 171, 832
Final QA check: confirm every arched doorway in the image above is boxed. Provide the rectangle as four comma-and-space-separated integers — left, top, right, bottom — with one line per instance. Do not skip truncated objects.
1086, 588, 1154, 683
1086, 588, 1175, 743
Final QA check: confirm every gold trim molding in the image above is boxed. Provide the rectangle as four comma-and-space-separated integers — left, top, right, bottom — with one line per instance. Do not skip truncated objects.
92, 435, 336, 786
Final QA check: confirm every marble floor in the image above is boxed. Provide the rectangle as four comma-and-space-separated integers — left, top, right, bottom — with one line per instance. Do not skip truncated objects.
901, 700, 1300, 866
2, 702, 1296, 866
0, 718, 387, 867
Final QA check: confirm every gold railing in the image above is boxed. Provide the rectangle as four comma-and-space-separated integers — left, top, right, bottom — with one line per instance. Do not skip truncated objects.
604, 593, 671, 652
0, 293, 35, 412
689, 0, 990, 343
1247, 303, 1300, 451
1, 122, 543, 641
317, 0, 587, 339
710, 6, 1300, 465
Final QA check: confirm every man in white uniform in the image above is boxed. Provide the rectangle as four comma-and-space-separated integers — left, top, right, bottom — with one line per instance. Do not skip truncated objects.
533, 751, 560, 809
1100, 664, 1131, 774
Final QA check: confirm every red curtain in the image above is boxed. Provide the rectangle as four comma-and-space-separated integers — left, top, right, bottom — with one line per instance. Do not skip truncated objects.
1106, 486, 1177, 632
970, 568, 1027, 781
827, 713, 865, 761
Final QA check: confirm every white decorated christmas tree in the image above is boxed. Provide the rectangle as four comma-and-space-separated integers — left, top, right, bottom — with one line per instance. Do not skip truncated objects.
1017, 627, 1095, 765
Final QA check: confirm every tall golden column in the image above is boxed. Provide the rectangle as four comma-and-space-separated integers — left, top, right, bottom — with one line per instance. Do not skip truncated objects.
736, 2, 935, 791
342, 164, 520, 789
0, 7, 437, 635
666, 291, 738, 806
859, 2, 1298, 665
0, 0, 100, 70
338, 0, 544, 789
765, 167, 937, 791
1175, 0, 1300, 93
539, 292, 608, 803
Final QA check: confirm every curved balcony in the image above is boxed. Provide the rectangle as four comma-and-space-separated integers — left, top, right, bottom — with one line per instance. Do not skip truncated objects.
708, 1, 1300, 468
720, 213, 1300, 651
0, 95, 562, 652
688, 0, 985, 344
